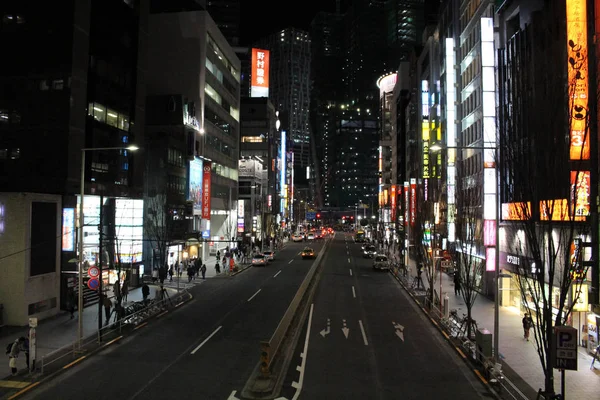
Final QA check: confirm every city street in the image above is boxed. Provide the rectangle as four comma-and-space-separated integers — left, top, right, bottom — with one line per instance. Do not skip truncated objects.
279, 232, 490, 400
15, 240, 325, 400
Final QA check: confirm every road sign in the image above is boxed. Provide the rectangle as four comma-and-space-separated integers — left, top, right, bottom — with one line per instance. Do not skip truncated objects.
87, 278, 100, 290
305, 211, 316, 220
553, 326, 578, 370
87, 266, 99, 278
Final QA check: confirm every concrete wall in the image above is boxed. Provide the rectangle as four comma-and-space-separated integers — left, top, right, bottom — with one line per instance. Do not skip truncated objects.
0, 193, 61, 326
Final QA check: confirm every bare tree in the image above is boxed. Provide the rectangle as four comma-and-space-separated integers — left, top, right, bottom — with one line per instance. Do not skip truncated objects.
497, 4, 593, 395
452, 173, 485, 340
144, 194, 175, 275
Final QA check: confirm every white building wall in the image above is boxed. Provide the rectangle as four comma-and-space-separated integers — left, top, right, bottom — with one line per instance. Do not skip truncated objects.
0, 193, 61, 326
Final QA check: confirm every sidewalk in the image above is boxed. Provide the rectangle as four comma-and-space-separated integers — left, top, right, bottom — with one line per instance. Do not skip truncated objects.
0, 284, 178, 373
390, 248, 600, 398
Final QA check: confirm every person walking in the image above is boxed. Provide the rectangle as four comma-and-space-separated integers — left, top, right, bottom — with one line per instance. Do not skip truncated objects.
200, 264, 207, 279
229, 257, 235, 273
215, 261, 221, 274
142, 283, 150, 303
102, 294, 112, 326
522, 313, 533, 341
453, 272, 461, 295
7, 337, 26, 375
168, 266, 174, 282
67, 287, 76, 319
121, 280, 129, 303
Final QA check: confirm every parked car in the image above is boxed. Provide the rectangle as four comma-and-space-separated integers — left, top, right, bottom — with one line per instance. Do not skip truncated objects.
251, 254, 268, 266
263, 250, 275, 262
373, 254, 390, 271
363, 245, 377, 258
301, 247, 316, 259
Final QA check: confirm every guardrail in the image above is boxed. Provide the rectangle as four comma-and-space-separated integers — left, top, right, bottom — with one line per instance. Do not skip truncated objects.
259, 240, 329, 377
40, 289, 192, 374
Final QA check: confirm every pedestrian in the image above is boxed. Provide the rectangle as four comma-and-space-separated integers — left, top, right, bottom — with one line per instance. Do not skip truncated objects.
67, 287, 76, 319
168, 266, 174, 282
522, 313, 533, 341
187, 266, 194, 282
229, 257, 235, 273
216, 250, 221, 260
121, 280, 129, 303
453, 272, 461, 295
215, 261, 221, 274
102, 294, 112, 326
222, 256, 227, 272
142, 283, 150, 303
113, 279, 121, 305
7, 337, 26, 375
416, 264, 424, 288
201, 264, 207, 279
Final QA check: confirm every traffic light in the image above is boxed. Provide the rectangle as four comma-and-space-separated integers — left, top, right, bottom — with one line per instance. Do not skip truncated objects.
316, 213, 321, 219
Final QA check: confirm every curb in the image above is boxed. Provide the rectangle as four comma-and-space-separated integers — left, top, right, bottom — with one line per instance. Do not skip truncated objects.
2, 292, 194, 400
388, 269, 502, 400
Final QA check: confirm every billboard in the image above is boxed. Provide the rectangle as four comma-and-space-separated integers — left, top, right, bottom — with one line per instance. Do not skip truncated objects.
251, 48, 270, 98
202, 162, 212, 219
189, 158, 203, 213
566, 0, 590, 160
238, 158, 259, 178
62, 208, 75, 251
280, 130, 286, 197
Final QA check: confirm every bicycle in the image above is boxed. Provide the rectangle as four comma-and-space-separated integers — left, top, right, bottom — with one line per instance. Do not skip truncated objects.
456, 314, 478, 339
410, 275, 424, 289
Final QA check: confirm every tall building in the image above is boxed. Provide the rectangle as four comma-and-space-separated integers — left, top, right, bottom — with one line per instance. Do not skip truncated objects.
256, 28, 312, 191
310, 10, 345, 208
147, 9, 241, 263
0, 0, 148, 325
203, 0, 241, 46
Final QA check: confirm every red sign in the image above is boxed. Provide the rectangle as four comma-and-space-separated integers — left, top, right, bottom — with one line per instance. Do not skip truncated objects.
202, 162, 212, 219
87, 278, 99, 290
87, 266, 100, 278
251, 48, 270, 89
390, 185, 397, 222
410, 180, 416, 226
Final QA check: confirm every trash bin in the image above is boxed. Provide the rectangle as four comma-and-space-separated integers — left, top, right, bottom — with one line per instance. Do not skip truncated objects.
475, 328, 492, 363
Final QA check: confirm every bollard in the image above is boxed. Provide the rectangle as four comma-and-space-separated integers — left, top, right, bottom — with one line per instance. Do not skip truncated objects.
443, 293, 449, 318
260, 341, 271, 377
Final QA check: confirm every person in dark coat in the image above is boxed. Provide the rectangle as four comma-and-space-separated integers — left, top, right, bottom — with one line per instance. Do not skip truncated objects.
201, 264, 207, 279
453, 272, 461, 295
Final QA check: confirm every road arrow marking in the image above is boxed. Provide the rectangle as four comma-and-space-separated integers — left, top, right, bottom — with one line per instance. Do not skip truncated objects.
320, 318, 331, 338
393, 321, 405, 342
342, 319, 349, 338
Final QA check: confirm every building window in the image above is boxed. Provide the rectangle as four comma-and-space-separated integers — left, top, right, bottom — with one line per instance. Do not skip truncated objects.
118, 114, 129, 131
106, 109, 119, 128
10, 148, 20, 159
92, 104, 106, 123
52, 79, 64, 90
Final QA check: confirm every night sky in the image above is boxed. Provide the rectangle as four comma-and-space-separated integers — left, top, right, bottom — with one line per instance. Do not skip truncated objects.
239, 0, 349, 45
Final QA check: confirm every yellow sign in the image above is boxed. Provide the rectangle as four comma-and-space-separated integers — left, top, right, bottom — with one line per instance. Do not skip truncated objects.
572, 283, 588, 311
566, 0, 590, 160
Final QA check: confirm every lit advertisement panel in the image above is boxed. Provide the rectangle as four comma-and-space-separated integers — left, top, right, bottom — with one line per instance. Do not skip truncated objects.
572, 170, 590, 218
251, 48, 270, 98
410, 179, 416, 226
189, 158, 203, 214
202, 162, 212, 219
391, 185, 397, 222
445, 38, 456, 242
422, 80, 430, 180
566, 0, 590, 160
377, 73, 397, 98
62, 208, 75, 251
280, 130, 286, 197
115, 199, 144, 263
404, 182, 409, 227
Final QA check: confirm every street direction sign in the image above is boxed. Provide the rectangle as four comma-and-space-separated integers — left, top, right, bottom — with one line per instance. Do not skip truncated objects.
87, 278, 99, 290
342, 319, 349, 338
305, 211, 316, 220
87, 266, 99, 278
553, 326, 577, 370
393, 321, 405, 342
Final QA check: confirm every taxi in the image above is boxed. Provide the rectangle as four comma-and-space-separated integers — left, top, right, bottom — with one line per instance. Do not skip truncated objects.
301, 247, 315, 259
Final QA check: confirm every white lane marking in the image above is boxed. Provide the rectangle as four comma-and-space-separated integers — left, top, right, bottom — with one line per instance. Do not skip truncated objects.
348, 258, 351, 263
247, 289, 262, 302
358, 320, 369, 346
349, 269, 353, 276
352, 286, 356, 298
289, 259, 294, 264
274, 270, 282, 278
190, 326, 222, 354
228, 390, 240, 399
290, 304, 314, 399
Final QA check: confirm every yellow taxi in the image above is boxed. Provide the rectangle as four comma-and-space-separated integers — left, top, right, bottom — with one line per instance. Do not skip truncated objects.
301, 247, 315, 259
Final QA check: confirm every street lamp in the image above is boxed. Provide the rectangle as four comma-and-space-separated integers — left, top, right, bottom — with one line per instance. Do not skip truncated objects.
430, 143, 501, 363
78, 145, 139, 349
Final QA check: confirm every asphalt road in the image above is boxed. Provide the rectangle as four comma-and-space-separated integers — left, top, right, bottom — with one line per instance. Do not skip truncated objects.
279, 232, 492, 400
19, 240, 325, 400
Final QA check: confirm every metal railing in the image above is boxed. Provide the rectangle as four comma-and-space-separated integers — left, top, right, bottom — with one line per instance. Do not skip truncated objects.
40, 289, 191, 374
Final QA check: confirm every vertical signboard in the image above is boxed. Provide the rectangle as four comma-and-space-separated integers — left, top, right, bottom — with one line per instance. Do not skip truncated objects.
280, 130, 286, 197
390, 185, 397, 222
251, 48, 270, 98
404, 182, 409, 228
566, 0, 590, 160
410, 179, 416, 226
62, 208, 75, 251
189, 157, 203, 214
202, 162, 212, 220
